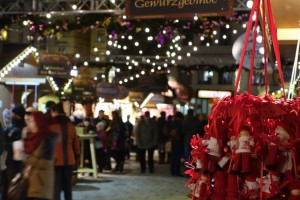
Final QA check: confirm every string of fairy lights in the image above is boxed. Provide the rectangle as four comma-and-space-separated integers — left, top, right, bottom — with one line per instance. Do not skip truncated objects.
0, 9, 251, 94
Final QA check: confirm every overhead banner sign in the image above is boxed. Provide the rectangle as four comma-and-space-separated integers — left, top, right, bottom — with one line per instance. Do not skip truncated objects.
125, 0, 233, 19
38, 52, 72, 78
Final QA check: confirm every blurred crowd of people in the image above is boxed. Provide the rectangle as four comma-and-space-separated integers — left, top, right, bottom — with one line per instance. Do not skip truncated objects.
0, 102, 80, 200
0, 101, 208, 200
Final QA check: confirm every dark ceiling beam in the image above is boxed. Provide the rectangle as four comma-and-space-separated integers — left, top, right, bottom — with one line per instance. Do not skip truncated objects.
0, 0, 249, 15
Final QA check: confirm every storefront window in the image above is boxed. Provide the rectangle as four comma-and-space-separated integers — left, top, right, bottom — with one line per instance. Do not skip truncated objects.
197, 70, 213, 84
219, 71, 234, 85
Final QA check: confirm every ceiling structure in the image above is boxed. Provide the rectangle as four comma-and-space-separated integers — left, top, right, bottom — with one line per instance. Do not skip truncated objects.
0, 0, 250, 15
0, 0, 299, 101
270, 0, 300, 64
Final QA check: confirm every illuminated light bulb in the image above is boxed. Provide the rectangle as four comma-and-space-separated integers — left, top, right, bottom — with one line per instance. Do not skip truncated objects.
223, 35, 227, 39
106, 50, 111, 55
213, 30, 217, 35
187, 52, 191, 57
188, 41, 193, 46
72, 4, 77, 10
233, 30, 237, 34
145, 27, 150, 33
157, 44, 162, 48
178, 56, 182, 60
139, 50, 143, 54
84, 61, 88, 66
128, 66, 132, 70
151, 69, 155, 73
156, 55, 160, 59
215, 39, 219, 44
147, 36, 153, 41
246, 0, 253, 8
108, 41, 113, 45
123, 46, 127, 50
225, 24, 230, 29
206, 43, 210, 47
23, 20, 29, 26
200, 36, 205, 41
128, 35, 133, 40
194, 16, 198, 21
193, 47, 198, 51
75, 53, 80, 58
136, 74, 140, 78
46, 13, 51, 19
135, 42, 139, 46
256, 35, 263, 43
119, 81, 123, 84
95, 57, 100, 62
130, 76, 134, 80
259, 47, 264, 55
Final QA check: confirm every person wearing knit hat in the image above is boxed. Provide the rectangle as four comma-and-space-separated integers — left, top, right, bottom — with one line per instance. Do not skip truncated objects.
11, 105, 25, 119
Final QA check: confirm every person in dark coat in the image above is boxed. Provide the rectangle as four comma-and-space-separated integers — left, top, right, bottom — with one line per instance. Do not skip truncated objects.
1, 105, 26, 200
156, 111, 168, 164
110, 110, 126, 173
170, 112, 184, 176
136, 111, 158, 173
182, 109, 198, 164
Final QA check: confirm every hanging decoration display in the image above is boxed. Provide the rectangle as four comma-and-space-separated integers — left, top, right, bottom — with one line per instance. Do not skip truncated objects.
184, 0, 300, 199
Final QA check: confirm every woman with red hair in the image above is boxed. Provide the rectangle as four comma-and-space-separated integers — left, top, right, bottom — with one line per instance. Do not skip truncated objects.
24, 111, 58, 200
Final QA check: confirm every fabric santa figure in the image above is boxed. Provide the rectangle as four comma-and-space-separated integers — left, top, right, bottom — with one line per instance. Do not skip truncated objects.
274, 122, 294, 174
217, 128, 235, 170
241, 176, 260, 199
259, 171, 281, 199
232, 125, 255, 174
202, 118, 225, 174
190, 173, 209, 200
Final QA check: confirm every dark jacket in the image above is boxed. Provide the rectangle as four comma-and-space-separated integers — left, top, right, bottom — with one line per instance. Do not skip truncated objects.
3, 119, 26, 167
110, 117, 126, 150
136, 118, 158, 149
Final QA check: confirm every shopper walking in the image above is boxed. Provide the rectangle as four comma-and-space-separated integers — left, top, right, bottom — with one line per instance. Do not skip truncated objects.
110, 110, 126, 173
1, 105, 26, 200
94, 110, 112, 170
24, 111, 58, 200
95, 121, 108, 173
50, 103, 81, 200
156, 111, 168, 164
169, 112, 184, 176
182, 109, 198, 164
124, 115, 133, 159
136, 111, 158, 173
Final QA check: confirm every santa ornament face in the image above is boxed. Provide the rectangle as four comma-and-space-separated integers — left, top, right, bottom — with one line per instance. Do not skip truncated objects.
275, 125, 290, 145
